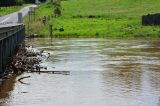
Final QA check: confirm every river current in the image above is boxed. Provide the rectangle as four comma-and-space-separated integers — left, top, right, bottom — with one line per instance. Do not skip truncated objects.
0, 38, 160, 106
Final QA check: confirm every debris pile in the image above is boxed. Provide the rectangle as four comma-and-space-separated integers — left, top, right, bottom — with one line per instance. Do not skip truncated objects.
0, 43, 69, 85
7, 44, 50, 74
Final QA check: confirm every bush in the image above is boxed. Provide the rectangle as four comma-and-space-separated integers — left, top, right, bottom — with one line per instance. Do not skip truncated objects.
15, 0, 24, 5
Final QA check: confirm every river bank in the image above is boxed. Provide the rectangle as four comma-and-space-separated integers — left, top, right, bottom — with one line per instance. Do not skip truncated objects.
24, 0, 160, 38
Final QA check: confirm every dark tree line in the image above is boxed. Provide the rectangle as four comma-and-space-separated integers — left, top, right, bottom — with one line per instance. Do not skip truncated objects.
0, 0, 17, 6
0, 0, 46, 7
24, 0, 46, 3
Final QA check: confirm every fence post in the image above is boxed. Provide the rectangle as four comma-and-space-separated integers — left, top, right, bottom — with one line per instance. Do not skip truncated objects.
18, 12, 22, 23
49, 25, 53, 39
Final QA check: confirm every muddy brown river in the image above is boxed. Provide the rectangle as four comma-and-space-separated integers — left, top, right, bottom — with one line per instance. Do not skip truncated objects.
0, 38, 160, 106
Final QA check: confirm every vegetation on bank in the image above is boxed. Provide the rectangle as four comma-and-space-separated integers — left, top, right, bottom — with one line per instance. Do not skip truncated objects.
25, 0, 160, 38
0, 0, 46, 16
0, 4, 31, 16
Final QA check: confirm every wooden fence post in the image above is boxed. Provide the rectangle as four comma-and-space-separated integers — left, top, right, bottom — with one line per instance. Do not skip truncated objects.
49, 25, 53, 39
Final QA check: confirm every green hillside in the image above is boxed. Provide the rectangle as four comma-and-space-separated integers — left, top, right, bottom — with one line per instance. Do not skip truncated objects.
26, 0, 160, 38
62, 0, 160, 18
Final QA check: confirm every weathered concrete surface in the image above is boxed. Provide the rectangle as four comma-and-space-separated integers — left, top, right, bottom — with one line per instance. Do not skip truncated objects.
0, 23, 23, 39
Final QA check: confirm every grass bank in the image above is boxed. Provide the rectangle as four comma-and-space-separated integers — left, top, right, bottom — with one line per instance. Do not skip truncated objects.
0, 4, 31, 16
25, 0, 160, 38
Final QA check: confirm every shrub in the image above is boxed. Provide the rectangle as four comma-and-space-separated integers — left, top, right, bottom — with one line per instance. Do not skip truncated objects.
15, 0, 24, 5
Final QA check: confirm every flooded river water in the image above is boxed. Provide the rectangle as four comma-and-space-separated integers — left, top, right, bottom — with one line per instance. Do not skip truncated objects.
0, 38, 160, 106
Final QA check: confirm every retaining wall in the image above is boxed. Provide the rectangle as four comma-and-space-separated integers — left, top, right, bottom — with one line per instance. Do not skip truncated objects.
0, 24, 25, 75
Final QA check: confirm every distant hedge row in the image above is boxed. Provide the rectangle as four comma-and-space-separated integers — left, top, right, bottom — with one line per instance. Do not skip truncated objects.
0, 0, 46, 6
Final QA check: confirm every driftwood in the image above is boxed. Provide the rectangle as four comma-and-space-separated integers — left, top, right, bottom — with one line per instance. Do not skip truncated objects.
4, 43, 69, 84
7, 44, 70, 75
18, 76, 31, 85
7, 44, 50, 74
30, 70, 70, 75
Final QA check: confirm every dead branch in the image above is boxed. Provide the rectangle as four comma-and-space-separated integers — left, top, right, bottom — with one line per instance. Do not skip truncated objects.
7, 44, 50, 74
18, 76, 31, 85
30, 70, 70, 75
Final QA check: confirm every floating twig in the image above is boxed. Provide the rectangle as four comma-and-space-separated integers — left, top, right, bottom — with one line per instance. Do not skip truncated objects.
30, 70, 70, 75
18, 76, 31, 85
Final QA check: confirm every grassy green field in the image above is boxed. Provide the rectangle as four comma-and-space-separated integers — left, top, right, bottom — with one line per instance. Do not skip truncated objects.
25, 0, 160, 38
62, 0, 160, 18
0, 4, 31, 16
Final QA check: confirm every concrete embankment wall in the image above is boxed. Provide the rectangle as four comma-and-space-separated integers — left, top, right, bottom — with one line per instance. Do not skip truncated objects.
0, 24, 25, 75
